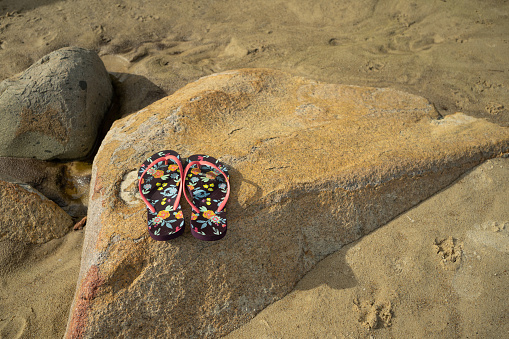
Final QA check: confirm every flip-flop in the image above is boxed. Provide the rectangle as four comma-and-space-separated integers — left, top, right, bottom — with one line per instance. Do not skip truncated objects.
138, 150, 185, 241
183, 155, 230, 241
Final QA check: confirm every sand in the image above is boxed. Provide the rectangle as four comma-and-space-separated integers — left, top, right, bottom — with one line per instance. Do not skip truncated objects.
2, 0, 509, 124
0, 231, 84, 338
226, 158, 509, 338
0, 0, 508, 337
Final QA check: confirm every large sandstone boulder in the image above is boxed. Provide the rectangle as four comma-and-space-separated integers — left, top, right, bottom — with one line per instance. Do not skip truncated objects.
66, 69, 509, 338
0, 180, 74, 244
0, 47, 113, 160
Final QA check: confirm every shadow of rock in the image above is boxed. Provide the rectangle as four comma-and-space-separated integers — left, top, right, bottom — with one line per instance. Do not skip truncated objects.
0, 157, 66, 205
84, 73, 166, 163
110, 72, 167, 118
0, 157, 91, 220
294, 241, 358, 292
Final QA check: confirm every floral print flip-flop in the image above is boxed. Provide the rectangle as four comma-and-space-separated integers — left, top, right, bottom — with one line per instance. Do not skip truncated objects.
183, 155, 230, 241
138, 150, 185, 241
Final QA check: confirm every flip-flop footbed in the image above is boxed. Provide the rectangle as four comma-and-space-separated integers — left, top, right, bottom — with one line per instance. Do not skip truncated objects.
138, 150, 184, 241
185, 155, 229, 241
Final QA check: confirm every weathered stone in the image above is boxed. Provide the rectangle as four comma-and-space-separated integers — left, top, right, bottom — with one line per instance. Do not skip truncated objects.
0, 180, 74, 244
66, 69, 509, 338
0, 47, 113, 160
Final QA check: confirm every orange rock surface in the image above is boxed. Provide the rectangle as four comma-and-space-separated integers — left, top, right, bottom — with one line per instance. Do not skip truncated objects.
66, 69, 509, 338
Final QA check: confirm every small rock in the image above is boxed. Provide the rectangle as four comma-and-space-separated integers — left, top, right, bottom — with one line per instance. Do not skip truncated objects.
0, 180, 74, 244
73, 216, 87, 231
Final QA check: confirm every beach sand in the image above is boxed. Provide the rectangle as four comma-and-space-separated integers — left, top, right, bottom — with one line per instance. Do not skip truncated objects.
0, 231, 83, 338
0, 0, 508, 337
227, 158, 509, 338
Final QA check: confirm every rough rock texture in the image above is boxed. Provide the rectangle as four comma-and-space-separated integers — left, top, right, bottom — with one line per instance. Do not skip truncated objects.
0, 180, 74, 244
66, 69, 509, 338
0, 47, 113, 160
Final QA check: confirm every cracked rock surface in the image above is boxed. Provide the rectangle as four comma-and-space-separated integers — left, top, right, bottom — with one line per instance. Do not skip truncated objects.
66, 69, 509, 338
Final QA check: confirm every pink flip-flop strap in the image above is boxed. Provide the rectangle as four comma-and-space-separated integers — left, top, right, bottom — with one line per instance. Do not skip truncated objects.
183, 160, 230, 214
138, 154, 183, 213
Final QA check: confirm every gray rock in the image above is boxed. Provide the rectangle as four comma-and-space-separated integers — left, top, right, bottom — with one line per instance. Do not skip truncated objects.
0, 47, 113, 160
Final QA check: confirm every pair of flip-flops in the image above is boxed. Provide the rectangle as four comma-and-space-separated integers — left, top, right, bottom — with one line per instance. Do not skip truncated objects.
137, 150, 230, 241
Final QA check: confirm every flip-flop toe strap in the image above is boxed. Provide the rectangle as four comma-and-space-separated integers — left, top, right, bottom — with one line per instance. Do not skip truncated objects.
183, 160, 230, 213
138, 154, 183, 213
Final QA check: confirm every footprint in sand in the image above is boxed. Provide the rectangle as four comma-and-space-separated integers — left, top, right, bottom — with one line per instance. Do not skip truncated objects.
409, 36, 436, 51
328, 37, 352, 47
434, 236, 463, 270
353, 298, 393, 329
452, 221, 508, 300
485, 102, 505, 115
468, 221, 509, 253
363, 60, 385, 72
384, 34, 440, 54
34, 31, 58, 48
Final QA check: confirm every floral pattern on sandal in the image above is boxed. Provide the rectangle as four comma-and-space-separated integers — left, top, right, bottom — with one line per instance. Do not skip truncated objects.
183, 154, 230, 241
138, 150, 185, 241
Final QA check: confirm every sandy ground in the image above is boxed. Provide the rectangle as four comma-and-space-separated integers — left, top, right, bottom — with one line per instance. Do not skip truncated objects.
0, 0, 508, 337
227, 158, 509, 338
0, 231, 83, 338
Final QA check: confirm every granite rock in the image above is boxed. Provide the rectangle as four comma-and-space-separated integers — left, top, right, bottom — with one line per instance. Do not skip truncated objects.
66, 69, 509, 338
0, 180, 74, 244
0, 47, 113, 160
